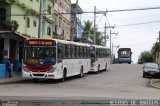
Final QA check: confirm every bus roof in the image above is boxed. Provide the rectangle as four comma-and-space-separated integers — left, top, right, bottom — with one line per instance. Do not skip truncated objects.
26, 38, 109, 48
26, 38, 53, 41
91, 45, 109, 49
55, 39, 91, 47
118, 48, 131, 51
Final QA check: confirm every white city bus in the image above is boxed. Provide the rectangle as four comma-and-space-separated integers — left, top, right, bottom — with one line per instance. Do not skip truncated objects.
22, 38, 91, 81
90, 45, 110, 73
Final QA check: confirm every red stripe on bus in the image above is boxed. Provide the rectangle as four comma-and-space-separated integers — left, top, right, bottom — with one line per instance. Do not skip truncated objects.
26, 65, 53, 72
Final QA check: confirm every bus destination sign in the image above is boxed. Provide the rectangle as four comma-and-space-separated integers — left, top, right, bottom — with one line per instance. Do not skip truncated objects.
27, 40, 54, 46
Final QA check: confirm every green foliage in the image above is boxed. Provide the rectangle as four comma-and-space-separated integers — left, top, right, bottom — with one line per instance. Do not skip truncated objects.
82, 20, 93, 40
82, 20, 103, 45
151, 42, 160, 55
52, 35, 62, 39
138, 51, 153, 64
5, 20, 19, 31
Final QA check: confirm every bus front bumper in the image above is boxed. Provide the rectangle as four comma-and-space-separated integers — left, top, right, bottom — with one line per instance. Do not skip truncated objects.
22, 71, 60, 79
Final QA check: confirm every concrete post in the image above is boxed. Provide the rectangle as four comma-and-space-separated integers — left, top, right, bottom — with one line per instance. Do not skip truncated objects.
3, 38, 10, 63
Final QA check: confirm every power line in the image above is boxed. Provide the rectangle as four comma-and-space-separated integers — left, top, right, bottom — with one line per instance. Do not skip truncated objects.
82, 14, 94, 18
117, 20, 160, 27
55, 6, 160, 14
111, 13, 160, 22
2, 6, 160, 17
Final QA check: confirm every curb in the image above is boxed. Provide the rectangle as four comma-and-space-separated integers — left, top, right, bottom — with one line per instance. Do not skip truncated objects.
150, 79, 160, 89
0, 78, 30, 85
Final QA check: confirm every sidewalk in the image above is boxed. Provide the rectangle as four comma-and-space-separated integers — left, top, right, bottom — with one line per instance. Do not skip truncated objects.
0, 77, 29, 84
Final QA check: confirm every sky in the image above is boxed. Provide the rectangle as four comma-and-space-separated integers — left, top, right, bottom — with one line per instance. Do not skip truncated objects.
72, 0, 160, 63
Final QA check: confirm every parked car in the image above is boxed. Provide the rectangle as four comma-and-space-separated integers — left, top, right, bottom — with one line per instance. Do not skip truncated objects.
143, 63, 160, 78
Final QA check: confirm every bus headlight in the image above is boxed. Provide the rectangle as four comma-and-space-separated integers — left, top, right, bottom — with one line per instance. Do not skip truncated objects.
47, 67, 56, 73
91, 63, 95, 67
23, 66, 30, 72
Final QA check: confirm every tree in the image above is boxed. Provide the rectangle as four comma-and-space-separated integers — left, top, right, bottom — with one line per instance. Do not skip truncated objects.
151, 42, 160, 63
82, 20, 103, 45
82, 20, 93, 40
138, 51, 153, 64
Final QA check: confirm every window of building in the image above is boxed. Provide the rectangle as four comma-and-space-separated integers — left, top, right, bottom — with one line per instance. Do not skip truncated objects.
60, 1, 62, 7
33, 20, 37, 27
27, 17, 30, 28
59, 18, 61, 28
0, 8, 6, 22
42, 22, 45, 35
47, 26, 51, 36
48, 5, 52, 14
55, 25, 57, 34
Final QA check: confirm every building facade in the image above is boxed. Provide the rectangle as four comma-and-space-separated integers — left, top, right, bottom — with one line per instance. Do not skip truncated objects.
70, 4, 83, 41
53, 0, 71, 40
0, 0, 54, 77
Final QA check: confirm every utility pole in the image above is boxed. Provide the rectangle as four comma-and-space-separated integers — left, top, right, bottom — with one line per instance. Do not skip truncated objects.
104, 25, 115, 64
71, 0, 78, 41
110, 30, 112, 64
104, 23, 107, 46
110, 30, 118, 64
159, 30, 160, 43
94, 6, 96, 45
38, 0, 43, 38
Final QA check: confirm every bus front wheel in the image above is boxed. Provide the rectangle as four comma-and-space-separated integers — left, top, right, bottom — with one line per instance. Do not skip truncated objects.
96, 65, 100, 73
104, 63, 107, 71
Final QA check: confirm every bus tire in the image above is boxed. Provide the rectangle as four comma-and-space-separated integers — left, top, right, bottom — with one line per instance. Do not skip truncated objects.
79, 66, 84, 78
62, 68, 67, 82
96, 64, 100, 73
104, 63, 107, 71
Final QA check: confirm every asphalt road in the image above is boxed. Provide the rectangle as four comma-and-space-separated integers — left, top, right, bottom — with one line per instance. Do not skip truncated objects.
0, 64, 160, 100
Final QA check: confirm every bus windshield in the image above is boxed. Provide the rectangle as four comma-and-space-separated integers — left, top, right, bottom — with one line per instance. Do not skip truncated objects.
118, 50, 131, 58
23, 46, 56, 66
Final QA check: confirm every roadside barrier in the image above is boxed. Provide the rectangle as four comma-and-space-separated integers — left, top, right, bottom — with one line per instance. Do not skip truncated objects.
150, 79, 160, 89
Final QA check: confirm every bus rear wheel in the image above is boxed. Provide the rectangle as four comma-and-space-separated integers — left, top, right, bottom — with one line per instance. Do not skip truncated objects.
96, 65, 100, 73
79, 67, 84, 78
61, 69, 67, 82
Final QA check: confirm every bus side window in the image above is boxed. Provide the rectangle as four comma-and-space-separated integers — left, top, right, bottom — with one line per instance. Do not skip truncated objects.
68, 45, 71, 58
77, 46, 79, 58
82, 47, 84, 58
65, 44, 68, 58
84, 47, 86, 58
58, 44, 62, 62
87, 47, 90, 58
80, 46, 83, 57
75, 46, 77, 58
72, 45, 75, 58
96, 49, 98, 58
